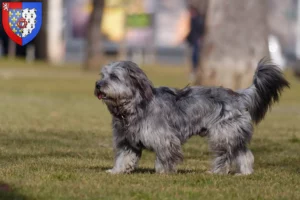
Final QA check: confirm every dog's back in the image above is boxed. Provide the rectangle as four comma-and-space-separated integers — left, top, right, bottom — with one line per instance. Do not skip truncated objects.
156, 58, 289, 126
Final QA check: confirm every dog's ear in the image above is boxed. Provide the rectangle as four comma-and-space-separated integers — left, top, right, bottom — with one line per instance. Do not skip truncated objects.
126, 62, 154, 101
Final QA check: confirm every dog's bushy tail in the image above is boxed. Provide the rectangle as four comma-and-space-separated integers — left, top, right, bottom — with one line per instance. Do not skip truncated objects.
241, 58, 289, 124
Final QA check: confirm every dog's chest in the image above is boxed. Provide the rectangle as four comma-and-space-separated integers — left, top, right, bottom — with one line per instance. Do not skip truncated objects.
123, 117, 156, 150
114, 117, 145, 149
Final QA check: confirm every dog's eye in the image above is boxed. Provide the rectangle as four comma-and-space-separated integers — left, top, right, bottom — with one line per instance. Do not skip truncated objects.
110, 74, 119, 80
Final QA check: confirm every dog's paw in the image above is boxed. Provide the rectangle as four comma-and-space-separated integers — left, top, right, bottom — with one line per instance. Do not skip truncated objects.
105, 169, 125, 174
234, 172, 252, 176
106, 169, 116, 174
234, 173, 244, 176
206, 170, 231, 175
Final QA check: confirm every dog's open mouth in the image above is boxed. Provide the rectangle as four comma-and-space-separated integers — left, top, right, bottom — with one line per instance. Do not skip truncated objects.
96, 90, 114, 101
97, 91, 107, 100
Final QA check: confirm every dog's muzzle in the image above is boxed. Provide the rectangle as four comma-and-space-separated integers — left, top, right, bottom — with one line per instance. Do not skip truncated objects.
95, 81, 108, 100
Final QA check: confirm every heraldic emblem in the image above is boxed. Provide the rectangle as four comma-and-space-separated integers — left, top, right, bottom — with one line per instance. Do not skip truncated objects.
2, 2, 42, 46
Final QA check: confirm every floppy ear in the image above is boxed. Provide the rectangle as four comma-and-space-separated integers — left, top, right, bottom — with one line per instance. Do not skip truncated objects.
126, 62, 154, 101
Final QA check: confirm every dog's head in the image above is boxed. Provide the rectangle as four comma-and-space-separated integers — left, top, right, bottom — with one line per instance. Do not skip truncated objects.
94, 61, 154, 107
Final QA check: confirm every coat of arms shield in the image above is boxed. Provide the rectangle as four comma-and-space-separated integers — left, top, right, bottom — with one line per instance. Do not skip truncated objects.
2, 2, 42, 46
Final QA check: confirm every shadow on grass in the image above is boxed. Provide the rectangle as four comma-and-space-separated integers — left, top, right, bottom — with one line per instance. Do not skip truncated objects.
0, 151, 104, 161
135, 168, 203, 174
93, 166, 203, 174
0, 182, 27, 200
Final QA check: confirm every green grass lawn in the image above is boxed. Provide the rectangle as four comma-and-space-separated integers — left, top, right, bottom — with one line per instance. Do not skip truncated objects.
0, 59, 300, 200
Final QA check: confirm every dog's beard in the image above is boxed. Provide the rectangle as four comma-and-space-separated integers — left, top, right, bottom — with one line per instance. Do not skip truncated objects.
94, 87, 133, 107
94, 89, 116, 107
94, 88, 109, 100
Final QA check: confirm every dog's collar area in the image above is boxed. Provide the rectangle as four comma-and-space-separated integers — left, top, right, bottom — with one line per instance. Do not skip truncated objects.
121, 115, 130, 126
115, 114, 129, 127
111, 105, 131, 126
110, 100, 144, 127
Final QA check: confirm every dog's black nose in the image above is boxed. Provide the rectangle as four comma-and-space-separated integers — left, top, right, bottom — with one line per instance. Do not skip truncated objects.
96, 81, 100, 89
96, 81, 104, 89
96, 83, 101, 89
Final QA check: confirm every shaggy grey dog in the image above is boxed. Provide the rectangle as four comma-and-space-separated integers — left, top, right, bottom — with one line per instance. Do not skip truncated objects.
94, 59, 289, 175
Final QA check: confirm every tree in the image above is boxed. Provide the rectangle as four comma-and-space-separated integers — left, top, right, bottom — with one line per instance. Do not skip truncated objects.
84, 0, 105, 70
7, 0, 17, 58
196, 0, 269, 89
34, 0, 48, 60
187, 0, 208, 16
7, 39, 16, 59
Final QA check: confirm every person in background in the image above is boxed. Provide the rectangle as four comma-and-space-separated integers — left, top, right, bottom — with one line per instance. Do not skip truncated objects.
186, 5, 205, 83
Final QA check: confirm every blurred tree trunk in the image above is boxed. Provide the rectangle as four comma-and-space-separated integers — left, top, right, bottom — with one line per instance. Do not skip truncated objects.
34, 0, 48, 60
187, 0, 208, 15
196, 0, 269, 89
84, 0, 105, 70
7, 39, 16, 59
7, 0, 17, 58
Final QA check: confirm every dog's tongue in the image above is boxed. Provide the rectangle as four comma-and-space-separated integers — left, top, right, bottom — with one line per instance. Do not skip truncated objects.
98, 94, 103, 100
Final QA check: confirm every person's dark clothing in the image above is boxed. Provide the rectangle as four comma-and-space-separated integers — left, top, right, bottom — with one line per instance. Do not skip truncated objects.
186, 15, 205, 46
186, 14, 205, 70
192, 42, 199, 70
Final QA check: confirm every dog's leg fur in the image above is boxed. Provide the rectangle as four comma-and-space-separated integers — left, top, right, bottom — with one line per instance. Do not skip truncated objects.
234, 148, 254, 175
106, 147, 141, 174
153, 135, 183, 174
211, 152, 231, 174
155, 157, 172, 173
208, 113, 253, 175
155, 154, 178, 174
208, 125, 234, 175
106, 133, 142, 174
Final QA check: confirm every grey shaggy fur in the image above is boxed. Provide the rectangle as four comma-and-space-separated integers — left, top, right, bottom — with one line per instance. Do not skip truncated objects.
94, 58, 289, 175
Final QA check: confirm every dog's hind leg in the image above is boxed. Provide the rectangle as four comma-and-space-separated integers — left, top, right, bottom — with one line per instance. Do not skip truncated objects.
234, 148, 254, 175
208, 126, 232, 175
208, 113, 253, 175
210, 151, 231, 174
155, 155, 181, 174
155, 157, 173, 173
232, 120, 254, 175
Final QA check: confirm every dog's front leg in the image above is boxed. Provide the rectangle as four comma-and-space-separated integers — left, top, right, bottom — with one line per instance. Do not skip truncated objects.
154, 137, 183, 174
155, 157, 177, 174
106, 146, 142, 174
